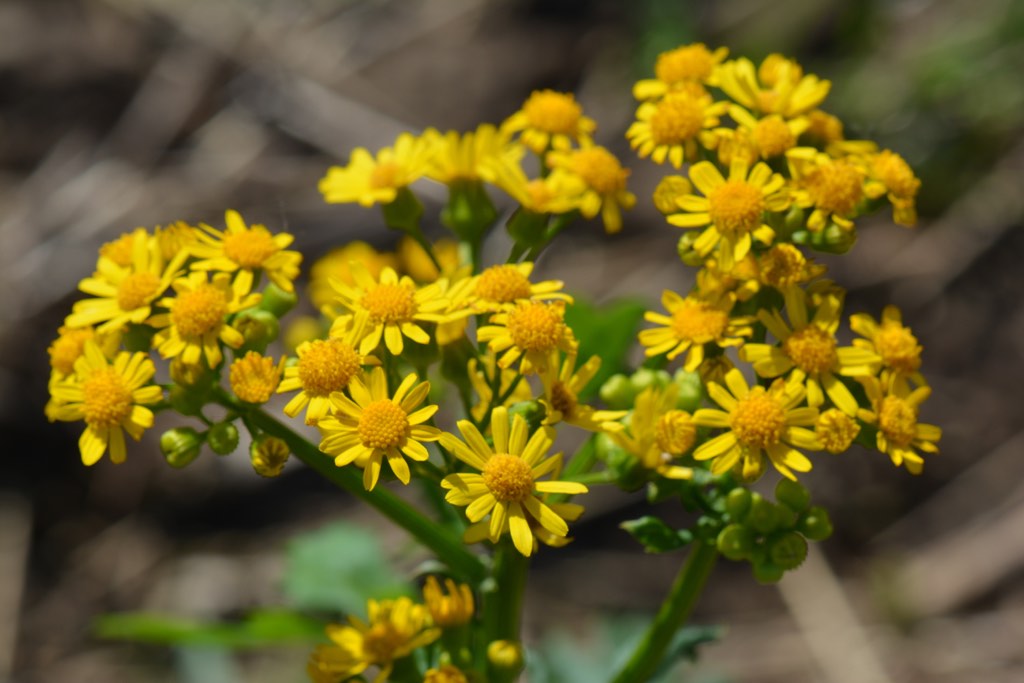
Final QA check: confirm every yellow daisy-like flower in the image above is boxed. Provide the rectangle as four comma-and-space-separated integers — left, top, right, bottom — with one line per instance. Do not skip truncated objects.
467, 352, 533, 423
668, 159, 790, 269
856, 375, 940, 474
308, 242, 398, 313
318, 132, 434, 207
466, 262, 572, 314
865, 149, 921, 227
757, 243, 825, 296
149, 271, 260, 368
422, 576, 474, 628
65, 228, 184, 334
190, 209, 302, 295
695, 254, 762, 302
153, 220, 199, 261
849, 305, 926, 386
277, 322, 374, 425
49, 342, 161, 466
633, 43, 729, 100
723, 105, 809, 160
329, 263, 450, 356
424, 123, 522, 185
787, 148, 867, 232
440, 407, 588, 557
638, 290, 754, 372
804, 109, 845, 146
627, 91, 727, 168
718, 55, 831, 119
229, 351, 284, 404
740, 290, 879, 415
46, 325, 121, 421
317, 367, 441, 491
611, 384, 695, 480
545, 145, 636, 234
501, 90, 596, 154
98, 231, 138, 268
694, 369, 821, 481
307, 597, 440, 683
488, 160, 586, 215
540, 352, 626, 433
477, 300, 577, 375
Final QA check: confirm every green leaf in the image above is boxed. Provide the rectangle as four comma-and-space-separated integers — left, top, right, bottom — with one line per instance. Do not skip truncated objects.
649, 625, 725, 681
94, 609, 325, 648
620, 516, 692, 553
564, 298, 646, 400
283, 522, 411, 613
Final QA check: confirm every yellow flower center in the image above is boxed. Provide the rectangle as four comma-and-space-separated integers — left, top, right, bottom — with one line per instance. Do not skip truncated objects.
297, 339, 361, 396
549, 381, 577, 418
656, 410, 696, 455
873, 151, 919, 198
358, 399, 409, 449
808, 160, 863, 215
523, 90, 583, 134
571, 148, 629, 195
670, 299, 729, 343
171, 284, 228, 338
874, 322, 921, 373
222, 228, 278, 269
361, 283, 417, 324
655, 44, 716, 83
816, 408, 859, 454
370, 162, 401, 190
506, 302, 567, 352
361, 622, 406, 664
806, 110, 844, 143
758, 54, 801, 88
49, 328, 94, 375
82, 367, 133, 428
475, 265, 533, 304
752, 115, 795, 157
116, 271, 161, 311
760, 244, 808, 289
100, 234, 135, 267
229, 352, 280, 404
649, 95, 705, 145
878, 395, 917, 448
707, 180, 766, 234
730, 387, 786, 449
483, 454, 534, 502
524, 179, 556, 210
782, 325, 837, 375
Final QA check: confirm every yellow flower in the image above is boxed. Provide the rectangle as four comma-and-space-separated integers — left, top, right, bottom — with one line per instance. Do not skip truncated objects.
98, 231, 138, 268
668, 159, 790, 269
757, 243, 825, 296
540, 353, 626, 432
307, 597, 440, 683
467, 352, 533, 423
464, 262, 572, 314
488, 161, 586, 215
329, 263, 450, 356
149, 271, 260, 368
477, 300, 577, 375
278, 325, 374, 425
652, 175, 693, 215
718, 55, 830, 118
740, 289, 879, 415
154, 221, 199, 261
440, 407, 588, 556
319, 132, 434, 207
422, 576, 474, 628
693, 368, 821, 481
804, 109, 845, 146
501, 90, 596, 154
545, 145, 636, 234
424, 665, 469, 683
638, 290, 753, 372
721, 105, 809, 160
633, 43, 729, 100
424, 124, 522, 185
815, 408, 860, 454
190, 210, 302, 294
856, 375, 940, 474
65, 228, 185, 334
866, 149, 921, 227
49, 342, 161, 465
787, 148, 868, 232
229, 351, 284, 404
308, 242, 398, 313
317, 367, 441, 491
695, 254, 762, 302
627, 91, 727, 168
849, 305, 926, 386
611, 385, 695, 480
396, 236, 462, 283
250, 435, 290, 477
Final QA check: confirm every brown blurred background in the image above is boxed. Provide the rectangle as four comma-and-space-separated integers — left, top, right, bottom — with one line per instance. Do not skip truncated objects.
3, 0, 1024, 681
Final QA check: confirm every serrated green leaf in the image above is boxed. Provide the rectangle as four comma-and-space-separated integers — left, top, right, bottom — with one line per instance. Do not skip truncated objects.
620, 515, 691, 553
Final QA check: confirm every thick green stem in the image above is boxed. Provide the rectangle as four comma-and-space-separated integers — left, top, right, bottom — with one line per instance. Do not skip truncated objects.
245, 408, 487, 583
484, 542, 529, 682
608, 541, 718, 683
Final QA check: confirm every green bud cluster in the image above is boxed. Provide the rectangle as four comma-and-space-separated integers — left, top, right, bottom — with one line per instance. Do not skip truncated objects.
598, 367, 703, 412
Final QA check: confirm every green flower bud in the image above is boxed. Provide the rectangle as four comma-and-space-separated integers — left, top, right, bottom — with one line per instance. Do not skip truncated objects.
775, 505, 799, 530
677, 232, 704, 267
381, 186, 425, 234
716, 524, 754, 560
821, 223, 857, 254
696, 516, 721, 541
599, 374, 635, 410
168, 383, 207, 417
753, 561, 785, 585
747, 494, 779, 534
768, 531, 808, 570
508, 400, 545, 432
775, 478, 811, 513
725, 488, 752, 522
233, 309, 279, 353
506, 207, 548, 248
257, 282, 298, 318
207, 422, 239, 455
122, 323, 157, 352
781, 206, 806, 239
630, 368, 670, 394
798, 505, 834, 541
250, 435, 290, 477
672, 369, 704, 411
442, 181, 497, 243
161, 427, 203, 468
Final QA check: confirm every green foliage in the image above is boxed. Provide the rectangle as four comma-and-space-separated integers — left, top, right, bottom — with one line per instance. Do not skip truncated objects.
94, 609, 324, 648
621, 515, 693, 553
564, 298, 646, 400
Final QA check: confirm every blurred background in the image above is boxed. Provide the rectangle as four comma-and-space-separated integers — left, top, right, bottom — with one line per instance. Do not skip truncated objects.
3, 0, 1024, 681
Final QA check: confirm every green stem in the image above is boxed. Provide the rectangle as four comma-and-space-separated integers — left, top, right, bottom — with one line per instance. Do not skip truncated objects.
244, 407, 487, 583
484, 541, 529, 682
608, 541, 718, 683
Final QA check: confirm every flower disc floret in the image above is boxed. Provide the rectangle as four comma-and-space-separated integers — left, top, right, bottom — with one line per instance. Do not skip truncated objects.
752, 115, 796, 157
358, 399, 410, 449
82, 368, 133, 428
523, 90, 584, 135
807, 159, 863, 215
649, 96, 706, 145
297, 340, 362, 397
874, 323, 921, 374
507, 301, 567, 352
361, 282, 418, 324
49, 327, 97, 376
171, 284, 229, 337
571, 147, 629, 195
116, 272, 161, 311
730, 389, 786, 449
707, 180, 766, 234
760, 244, 816, 290
656, 410, 696, 455
230, 352, 282, 404
878, 395, 917, 448
222, 228, 279, 268
483, 454, 535, 502
816, 408, 859, 453
671, 299, 729, 341
655, 43, 721, 84
475, 265, 533, 304
783, 325, 837, 375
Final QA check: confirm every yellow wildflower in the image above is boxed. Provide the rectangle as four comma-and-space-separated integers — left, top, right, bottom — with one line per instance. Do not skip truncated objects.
466, 262, 572, 314
422, 576, 474, 628
652, 175, 693, 215
633, 43, 729, 100
857, 375, 940, 474
540, 352, 626, 432
627, 91, 727, 168
396, 236, 462, 283
488, 161, 586, 215
317, 367, 441, 491
723, 105, 809, 159
424, 123, 522, 185
546, 145, 636, 234
694, 369, 821, 481
849, 305, 926, 386
787, 148, 868, 232
154, 220, 199, 261
190, 209, 302, 294
319, 132, 434, 207
467, 352, 532, 423
866, 149, 921, 227
638, 290, 753, 372
501, 89, 596, 154
477, 300, 577, 375
229, 351, 284, 404
611, 384, 695, 480
308, 241, 398, 313
816, 408, 860, 454
718, 55, 830, 118
757, 243, 825, 296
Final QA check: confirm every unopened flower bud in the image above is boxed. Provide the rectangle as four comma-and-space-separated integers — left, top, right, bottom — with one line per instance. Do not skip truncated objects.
161, 427, 203, 468
653, 175, 692, 215
234, 309, 279, 353
768, 531, 808, 570
716, 523, 754, 561
486, 639, 523, 671
207, 422, 240, 455
258, 282, 298, 317
677, 232, 704, 267
251, 435, 290, 477
598, 374, 635, 410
